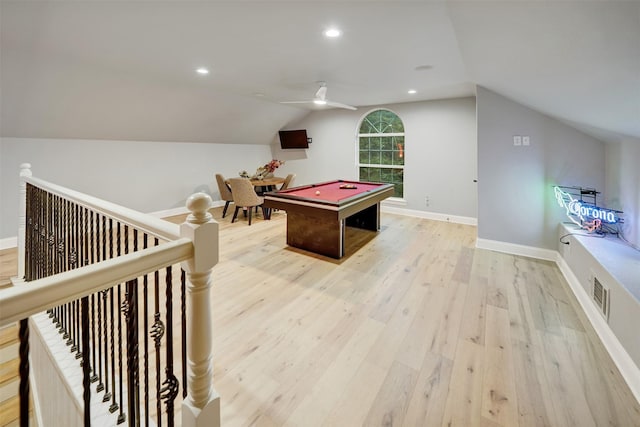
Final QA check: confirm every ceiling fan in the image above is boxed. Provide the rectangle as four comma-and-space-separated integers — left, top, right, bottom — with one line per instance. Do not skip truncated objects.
281, 81, 357, 110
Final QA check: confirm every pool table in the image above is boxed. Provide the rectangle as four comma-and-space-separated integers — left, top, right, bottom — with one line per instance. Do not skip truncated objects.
263, 180, 394, 258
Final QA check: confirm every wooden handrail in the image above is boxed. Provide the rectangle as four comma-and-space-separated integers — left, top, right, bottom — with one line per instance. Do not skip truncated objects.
0, 238, 193, 326
25, 175, 180, 241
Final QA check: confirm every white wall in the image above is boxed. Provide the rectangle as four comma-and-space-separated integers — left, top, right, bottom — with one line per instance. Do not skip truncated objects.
476, 87, 607, 250
0, 137, 271, 239
606, 139, 640, 249
271, 97, 478, 219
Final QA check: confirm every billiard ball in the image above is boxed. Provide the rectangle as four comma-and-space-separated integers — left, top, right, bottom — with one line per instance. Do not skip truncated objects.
315, 190, 320, 195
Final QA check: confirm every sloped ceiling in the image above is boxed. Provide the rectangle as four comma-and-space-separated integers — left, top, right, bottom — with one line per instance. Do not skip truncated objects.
1, 1, 638, 145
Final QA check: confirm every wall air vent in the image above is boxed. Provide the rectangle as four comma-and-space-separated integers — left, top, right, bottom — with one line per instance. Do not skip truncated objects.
592, 276, 610, 321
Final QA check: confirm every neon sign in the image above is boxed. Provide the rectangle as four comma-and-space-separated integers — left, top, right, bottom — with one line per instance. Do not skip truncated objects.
554, 186, 620, 228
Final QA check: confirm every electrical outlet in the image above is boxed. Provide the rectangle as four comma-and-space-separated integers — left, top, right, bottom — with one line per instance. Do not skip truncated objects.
425, 196, 430, 207
522, 136, 530, 146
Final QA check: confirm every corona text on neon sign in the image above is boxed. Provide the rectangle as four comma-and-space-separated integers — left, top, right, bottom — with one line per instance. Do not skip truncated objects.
554, 186, 619, 227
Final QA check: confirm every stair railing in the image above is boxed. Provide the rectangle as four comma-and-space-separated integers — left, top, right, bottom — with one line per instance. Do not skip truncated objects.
0, 163, 220, 427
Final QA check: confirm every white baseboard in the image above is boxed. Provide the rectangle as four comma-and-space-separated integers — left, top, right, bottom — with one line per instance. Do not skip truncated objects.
381, 205, 477, 226
0, 236, 17, 250
149, 200, 224, 219
148, 206, 190, 218
475, 237, 558, 261
556, 254, 640, 403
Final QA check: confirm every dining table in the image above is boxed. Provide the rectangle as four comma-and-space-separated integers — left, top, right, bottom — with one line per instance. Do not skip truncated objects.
248, 176, 286, 194
226, 176, 286, 194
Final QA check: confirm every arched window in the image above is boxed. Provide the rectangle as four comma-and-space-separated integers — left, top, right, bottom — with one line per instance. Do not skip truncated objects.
357, 109, 404, 198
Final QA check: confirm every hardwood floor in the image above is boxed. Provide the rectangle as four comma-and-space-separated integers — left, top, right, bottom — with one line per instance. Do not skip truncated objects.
2, 207, 640, 426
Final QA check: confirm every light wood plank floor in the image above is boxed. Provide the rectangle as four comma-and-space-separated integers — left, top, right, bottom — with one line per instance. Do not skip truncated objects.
2, 207, 640, 426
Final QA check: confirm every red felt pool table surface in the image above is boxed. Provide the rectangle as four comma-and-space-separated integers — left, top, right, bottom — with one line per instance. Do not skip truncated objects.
281, 180, 384, 204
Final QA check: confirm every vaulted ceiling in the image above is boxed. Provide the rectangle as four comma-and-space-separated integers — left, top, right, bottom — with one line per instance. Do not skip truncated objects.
2, 1, 638, 145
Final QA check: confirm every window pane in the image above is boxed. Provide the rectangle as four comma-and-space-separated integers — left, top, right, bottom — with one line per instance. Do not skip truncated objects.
359, 137, 370, 150
391, 116, 404, 133
393, 151, 404, 166
370, 151, 381, 164
359, 151, 369, 164
392, 169, 404, 182
359, 167, 369, 181
373, 110, 383, 133
380, 151, 392, 165
380, 137, 393, 150
370, 137, 381, 150
380, 168, 393, 182
394, 183, 404, 197
369, 168, 381, 182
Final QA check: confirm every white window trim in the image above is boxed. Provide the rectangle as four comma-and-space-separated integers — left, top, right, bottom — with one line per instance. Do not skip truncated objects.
359, 164, 404, 169
359, 132, 405, 137
356, 109, 406, 202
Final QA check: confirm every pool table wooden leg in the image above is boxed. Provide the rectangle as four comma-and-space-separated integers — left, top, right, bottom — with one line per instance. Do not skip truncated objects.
286, 212, 343, 258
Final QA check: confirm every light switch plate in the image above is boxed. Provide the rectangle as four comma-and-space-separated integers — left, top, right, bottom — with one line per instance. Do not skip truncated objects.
522, 136, 530, 146
513, 135, 522, 146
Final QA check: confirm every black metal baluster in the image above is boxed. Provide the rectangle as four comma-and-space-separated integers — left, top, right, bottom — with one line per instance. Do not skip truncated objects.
161, 266, 178, 426
102, 289, 111, 402
55, 195, 61, 275
47, 192, 54, 279
132, 229, 141, 424
126, 277, 139, 427
75, 205, 82, 358
68, 300, 75, 348
101, 216, 111, 401
116, 223, 126, 424
33, 186, 40, 279
109, 218, 119, 413
64, 301, 71, 343
151, 236, 163, 427
63, 199, 68, 272
96, 214, 105, 393
30, 184, 36, 281
143, 234, 150, 427
116, 282, 125, 424
36, 187, 41, 279
40, 187, 45, 278
181, 269, 187, 399
89, 210, 98, 383
19, 318, 29, 427
25, 184, 32, 281
75, 299, 81, 357
81, 296, 91, 427
53, 195, 60, 276
109, 286, 118, 413
32, 186, 40, 279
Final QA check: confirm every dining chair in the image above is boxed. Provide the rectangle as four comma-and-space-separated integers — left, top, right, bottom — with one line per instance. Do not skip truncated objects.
215, 174, 234, 218
227, 178, 270, 225
280, 173, 296, 191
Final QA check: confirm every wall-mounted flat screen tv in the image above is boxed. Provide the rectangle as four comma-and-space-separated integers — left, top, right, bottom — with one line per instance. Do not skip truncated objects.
279, 129, 309, 149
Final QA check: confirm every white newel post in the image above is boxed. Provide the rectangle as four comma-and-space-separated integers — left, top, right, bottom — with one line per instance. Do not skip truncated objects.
16, 163, 32, 283
180, 193, 221, 427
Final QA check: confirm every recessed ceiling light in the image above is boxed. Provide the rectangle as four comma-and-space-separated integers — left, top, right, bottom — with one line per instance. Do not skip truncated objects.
253, 92, 265, 97
313, 99, 328, 105
408, 89, 417, 94
414, 65, 433, 71
324, 28, 341, 38
195, 67, 210, 75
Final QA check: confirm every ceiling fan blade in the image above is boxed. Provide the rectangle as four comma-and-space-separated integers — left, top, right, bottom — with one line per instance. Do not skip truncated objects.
280, 100, 315, 104
326, 100, 357, 110
315, 86, 328, 101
